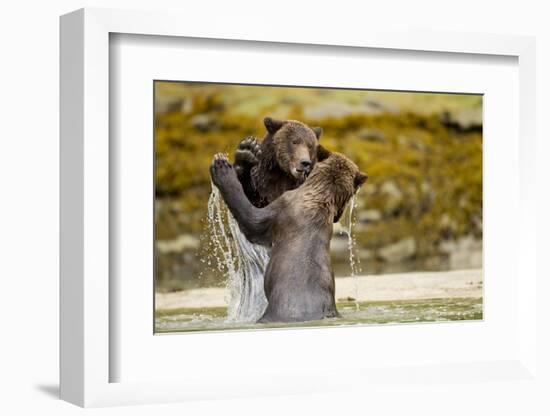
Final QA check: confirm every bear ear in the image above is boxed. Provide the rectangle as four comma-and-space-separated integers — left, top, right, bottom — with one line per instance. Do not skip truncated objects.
354, 172, 368, 188
312, 126, 322, 140
316, 144, 331, 162
264, 117, 284, 134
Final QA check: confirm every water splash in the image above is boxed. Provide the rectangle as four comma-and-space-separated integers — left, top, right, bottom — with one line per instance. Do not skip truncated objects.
206, 184, 268, 322
340, 193, 361, 310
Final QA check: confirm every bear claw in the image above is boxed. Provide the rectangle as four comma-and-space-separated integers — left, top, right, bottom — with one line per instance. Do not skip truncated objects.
210, 153, 238, 189
235, 137, 261, 167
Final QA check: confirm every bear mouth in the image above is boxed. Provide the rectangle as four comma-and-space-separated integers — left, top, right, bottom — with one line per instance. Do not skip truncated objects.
291, 167, 309, 182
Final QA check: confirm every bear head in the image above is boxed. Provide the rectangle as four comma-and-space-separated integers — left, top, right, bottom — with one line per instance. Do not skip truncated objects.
263, 117, 323, 182
305, 152, 368, 222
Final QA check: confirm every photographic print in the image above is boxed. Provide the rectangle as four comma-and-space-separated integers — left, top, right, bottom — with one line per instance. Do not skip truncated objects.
154, 81, 483, 333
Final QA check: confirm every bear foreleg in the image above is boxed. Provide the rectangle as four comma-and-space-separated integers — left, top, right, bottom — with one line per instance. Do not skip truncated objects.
210, 153, 274, 246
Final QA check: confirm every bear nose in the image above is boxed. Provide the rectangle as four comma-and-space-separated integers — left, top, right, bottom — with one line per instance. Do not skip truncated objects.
299, 159, 312, 170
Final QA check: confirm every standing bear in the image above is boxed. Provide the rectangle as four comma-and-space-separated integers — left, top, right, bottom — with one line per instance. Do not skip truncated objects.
233, 117, 330, 208
210, 152, 368, 323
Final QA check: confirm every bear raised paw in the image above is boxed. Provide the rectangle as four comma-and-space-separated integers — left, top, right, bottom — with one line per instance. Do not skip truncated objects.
210, 153, 238, 190
234, 137, 262, 173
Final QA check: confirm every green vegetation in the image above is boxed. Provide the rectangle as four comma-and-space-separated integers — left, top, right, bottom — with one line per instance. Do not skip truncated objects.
155, 82, 482, 292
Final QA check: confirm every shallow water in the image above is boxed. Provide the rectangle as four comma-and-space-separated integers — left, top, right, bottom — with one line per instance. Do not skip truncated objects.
155, 297, 483, 333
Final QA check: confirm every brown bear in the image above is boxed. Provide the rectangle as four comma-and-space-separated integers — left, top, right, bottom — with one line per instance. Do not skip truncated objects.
233, 117, 330, 208
210, 151, 368, 323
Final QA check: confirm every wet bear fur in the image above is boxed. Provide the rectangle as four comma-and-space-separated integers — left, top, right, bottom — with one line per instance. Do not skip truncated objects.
210, 152, 368, 323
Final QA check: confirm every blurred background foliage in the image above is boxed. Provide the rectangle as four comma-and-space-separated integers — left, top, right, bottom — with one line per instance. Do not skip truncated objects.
155, 82, 482, 292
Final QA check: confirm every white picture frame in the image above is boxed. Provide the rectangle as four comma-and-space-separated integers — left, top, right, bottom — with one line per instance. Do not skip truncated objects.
60, 7, 538, 408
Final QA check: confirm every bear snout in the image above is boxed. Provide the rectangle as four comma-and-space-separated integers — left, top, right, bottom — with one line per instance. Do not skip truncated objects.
297, 159, 312, 172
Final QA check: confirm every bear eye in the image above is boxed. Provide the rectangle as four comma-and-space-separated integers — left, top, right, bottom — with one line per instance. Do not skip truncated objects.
292, 139, 300, 145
